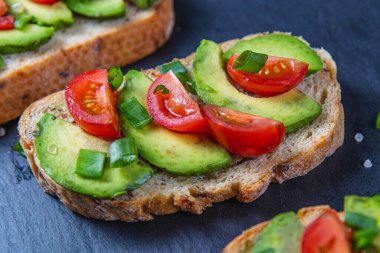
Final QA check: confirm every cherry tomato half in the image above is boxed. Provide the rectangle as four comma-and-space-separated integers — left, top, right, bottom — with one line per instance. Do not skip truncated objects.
32, 0, 58, 5
147, 71, 206, 133
0, 15, 14, 30
0, 0, 7, 16
302, 209, 351, 253
227, 54, 309, 96
65, 69, 121, 140
201, 105, 285, 157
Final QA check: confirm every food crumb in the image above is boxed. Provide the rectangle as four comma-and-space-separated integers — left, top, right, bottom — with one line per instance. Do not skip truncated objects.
364, 159, 373, 168
0, 127, 6, 137
354, 133, 364, 143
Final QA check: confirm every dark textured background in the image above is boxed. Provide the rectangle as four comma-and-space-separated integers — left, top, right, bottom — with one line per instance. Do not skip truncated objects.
1, 0, 380, 252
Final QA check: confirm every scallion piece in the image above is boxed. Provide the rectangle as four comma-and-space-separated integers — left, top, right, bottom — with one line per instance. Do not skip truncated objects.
154, 85, 169, 94
353, 227, 378, 249
131, 0, 155, 9
376, 112, 380, 130
158, 61, 197, 94
110, 137, 138, 168
232, 50, 268, 73
108, 66, 124, 90
13, 140, 26, 157
345, 212, 377, 230
75, 149, 106, 179
119, 97, 152, 128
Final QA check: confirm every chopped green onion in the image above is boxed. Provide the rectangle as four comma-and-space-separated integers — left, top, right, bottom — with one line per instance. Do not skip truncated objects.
119, 97, 152, 128
372, 194, 380, 202
232, 50, 268, 73
345, 212, 377, 230
376, 112, 380, 130
108, 66, 124, 90
158, 61, 197, 95
9, 3, 33, 29
154, 85, 169, 94
131, 0, 155, 9
110, 137, 138, 168
75, 149, 106, 179
158, 61, 187, 74
13, 141, 26, 157
353, 227, 378, 249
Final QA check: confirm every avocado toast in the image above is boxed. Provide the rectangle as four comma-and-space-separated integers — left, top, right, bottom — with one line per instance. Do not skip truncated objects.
223, 195, 380, 253
0, 0, 174, 124
18, 32, 344, 221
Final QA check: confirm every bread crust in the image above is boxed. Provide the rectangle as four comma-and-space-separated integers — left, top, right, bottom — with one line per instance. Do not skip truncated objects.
0, 0, 174, 124
18, 32, 344, 222
222, 206, 332, 253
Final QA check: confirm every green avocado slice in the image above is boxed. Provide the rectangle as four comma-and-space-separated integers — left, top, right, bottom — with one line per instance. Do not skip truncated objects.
250, 212, 304, 253
7, 0, 74, 28
66, 0, 126, 19
34, 114, 153, 199
193, 39, 322, 133
119, 70, 232, 176
345, 195, 380, 224
0, 24, 55, 54
223, 33, 323, 75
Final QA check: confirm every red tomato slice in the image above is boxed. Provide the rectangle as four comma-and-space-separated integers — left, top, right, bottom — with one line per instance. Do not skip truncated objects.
65, 69, 121, 140
201, 105, 285, 157
302, 209, 351, 253
0, 0, 7, 16
0, 15, 14, 30
227, 54, 309, 96
147, 71, 206, 133
31, 0, 58, 5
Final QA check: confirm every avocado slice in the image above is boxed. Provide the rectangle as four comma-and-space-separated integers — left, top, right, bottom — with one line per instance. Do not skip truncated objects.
345, 195, 380, 224
66, 0, 126, 19
250, 212, 304, 253
193, 40, 322, 133
6, 0, 74, 28
34, 114, 153, 199
223, 34, 323, 75
0, 24, 54, 54
119, 70, 232, 176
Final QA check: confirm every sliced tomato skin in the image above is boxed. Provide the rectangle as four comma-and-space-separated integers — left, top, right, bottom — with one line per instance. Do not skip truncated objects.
0, 0, 7, 16
147, 71, 206, 133
302, 209, 351, 253
65, 69, 121, 140
32, 0, 58, 5
227, 54, 309, 96
0, 15, 14, 30
201, 105, 285, 157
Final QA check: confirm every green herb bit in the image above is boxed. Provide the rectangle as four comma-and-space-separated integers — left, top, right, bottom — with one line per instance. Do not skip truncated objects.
75, 149, 106, 179
131, 0, 155, 9
110, 137, 138, 168
154, 84, 169, 94
158, 61, 197, 95
376, 112, 380, 130
119, 97, 152, 129
108, 66, 124, 90
13, 140, 26, 157
232, 50, 268, 73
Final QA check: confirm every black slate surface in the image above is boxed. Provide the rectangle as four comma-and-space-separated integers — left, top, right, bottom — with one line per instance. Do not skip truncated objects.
1, 0, 380, 252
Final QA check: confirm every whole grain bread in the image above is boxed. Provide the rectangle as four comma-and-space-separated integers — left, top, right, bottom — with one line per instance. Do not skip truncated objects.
18, 32, 344, 222
0, 0, 174, 124
222, 205, 335, 253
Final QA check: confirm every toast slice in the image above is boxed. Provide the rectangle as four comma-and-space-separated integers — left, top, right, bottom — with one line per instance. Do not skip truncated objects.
222, 205, 335, 253
0, 0, 174, 124
18, 32, 344, 222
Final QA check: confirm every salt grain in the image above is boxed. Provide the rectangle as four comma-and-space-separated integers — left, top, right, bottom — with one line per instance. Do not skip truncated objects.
364, 159, 373, 168
354, 133, 364, 143
0, 128, 5, 137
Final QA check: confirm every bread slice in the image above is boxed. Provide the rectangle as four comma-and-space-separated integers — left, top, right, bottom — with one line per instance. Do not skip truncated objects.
222, 205, 335, 253
18, 32, 344, 222
0, 0, 174, 124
